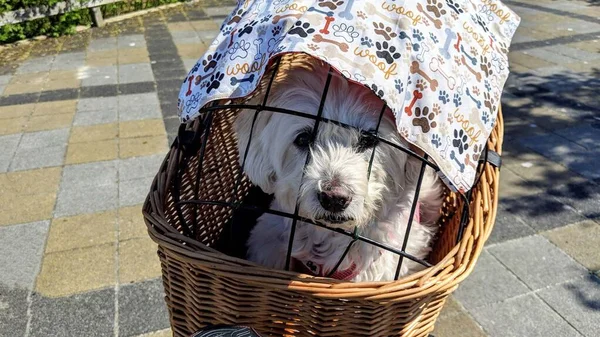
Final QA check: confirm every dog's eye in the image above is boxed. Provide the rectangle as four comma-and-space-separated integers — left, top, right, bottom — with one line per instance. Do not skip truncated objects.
357, 131, 379, 152
294, 131, 312, 149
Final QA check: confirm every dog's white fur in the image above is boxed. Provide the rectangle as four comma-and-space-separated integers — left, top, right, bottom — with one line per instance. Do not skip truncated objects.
234, 57, 443, 281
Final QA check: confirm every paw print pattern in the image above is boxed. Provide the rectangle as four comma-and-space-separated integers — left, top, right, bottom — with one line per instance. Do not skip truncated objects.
307, 43, 319, 51
439, 90, 449, 104
221, 26, 233, 36
260, 14, 272, 23
412, 29, 424, 42
333, 23, 360, 43
412, 106, 437, 133
206, 71, 224, 94
432, 103, 441, 115
375, 41, 401, 64
472, 86, 480, 95
202, 52, 222, 72
484, 92, 496, 112
453, 93, 462, 107
429, 32, 439, 43
357, 10, 367, 19
446, 0, 464, 15
484, 80, 491, 92
431, 134, 442, 148
480, 56, 493, 76
360, 37, 373, 47
227, 8, 244, 25
238, 20, 258, 37
395, 79, 404, 93
272, 25, 282, 35
373, 22, 397, 40
453, 129, 469, 154
426, 0, 447, 18
416, 78, 428, 91
370, 83, 384, 97
318, 0, 344, 10
288, 21, 315, 38
482, 111, 490, 125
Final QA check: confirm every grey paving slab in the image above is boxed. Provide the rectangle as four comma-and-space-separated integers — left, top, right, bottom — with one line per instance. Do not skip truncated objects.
487, 206, 536, 245
170, 30, 202, 44
118, 63, 155, 84
525, 48, 580, 65
77, 96, 119, 112
537, 275, 600, 337
488, 235, 588, 290
203, 6, 235, 17
87, 37, 118, 52
16, 56, 54, 74
60, 161, 118, 188
119, 176, 153, 207
547, 182, 600, 221
29, 288, 115, 337
73, 108, 118, 126
118, 93, 161, 121
0, 285, 29, 337
520, 132, 600, 180
454, 251, 529, 311
554, 124, 600, 150
546, 45, 600, 62
0, 134, 22, 172
52, 52, 86, 70
197, 30, 220, 42
470, 293, 583, 337
81, 65, 118, 87
0, 221, 49, 289
118, 278, 170, 336
118, 154, 164, 181
18, 129, 69, 149
9, 145, 66, 171
55, 161, 119, 217
117, 34, 147, 49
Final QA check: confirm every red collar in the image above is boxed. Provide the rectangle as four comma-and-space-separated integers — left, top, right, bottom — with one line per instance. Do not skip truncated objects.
291, 257, 359, 281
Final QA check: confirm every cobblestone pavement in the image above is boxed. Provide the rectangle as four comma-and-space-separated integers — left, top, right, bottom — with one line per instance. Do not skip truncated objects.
0, 1, 598, 337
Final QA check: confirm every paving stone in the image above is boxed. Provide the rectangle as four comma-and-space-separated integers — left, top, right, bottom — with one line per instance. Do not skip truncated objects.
542, 220, 600, 271
470, 293, 583, 337
0, 221, 49, 289
0, 134, 21, 173
9, 145, 66, 171
204, 6, 236, 17
182, 58, 198, 71
81, 65, 118, 86
0, 75, 11, 85
54, 161, 118, 217
118, 205, 147, 241
80, 84, 119, 98
118, 154, 164, 181
87, 37, 117, 52
453, 251, 529, 311
33, 99, 77, 116
52, 52, 86, 70
119, 176, 153, 207
554, 124, 600, 151
545, 45, 600, 62
0, 285, 29, 337
16, 56, 54, 74
537, 275, 600, 337
46, 211, 117, 253
487, 205, 536, 245
119, 119, 166, 139
488, 235, 588, 290
24, 112, 75, 133
118, 278, 170, 336
73, 108, 118, 126
77, 96, 118, 112
35, 243, 116, 297
65, 139, 118, 164
119, 63, 155, 84
18, 128, 69, 149
29, 288, 115, 336
118, 93, 161, 121
70, 123, 118, 143
117, 34, 147, 49
520, 132, 600, 180
547, 181, 600, 221
525, 48, 580, 65
433, 310, 487, 337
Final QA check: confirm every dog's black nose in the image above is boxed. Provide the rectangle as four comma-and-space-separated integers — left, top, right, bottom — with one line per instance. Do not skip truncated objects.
318, 189, 352, 213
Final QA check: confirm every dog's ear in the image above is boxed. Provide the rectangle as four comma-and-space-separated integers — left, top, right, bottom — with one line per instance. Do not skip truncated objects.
233, 109, 277, 194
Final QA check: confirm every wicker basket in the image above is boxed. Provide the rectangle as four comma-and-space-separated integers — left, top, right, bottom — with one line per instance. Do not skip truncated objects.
143, 55, 503, 337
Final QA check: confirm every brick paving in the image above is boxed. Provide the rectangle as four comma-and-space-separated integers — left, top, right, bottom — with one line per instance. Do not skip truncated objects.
0, 1, 598, 336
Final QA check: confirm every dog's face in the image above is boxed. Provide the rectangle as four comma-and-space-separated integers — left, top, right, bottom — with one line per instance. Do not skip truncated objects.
234, 60, 410, 229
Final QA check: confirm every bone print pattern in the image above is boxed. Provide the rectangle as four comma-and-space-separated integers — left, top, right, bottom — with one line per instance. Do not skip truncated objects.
178, 0, 520, 192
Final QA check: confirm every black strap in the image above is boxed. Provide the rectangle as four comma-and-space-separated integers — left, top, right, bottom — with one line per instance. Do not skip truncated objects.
482, 149, 502, 168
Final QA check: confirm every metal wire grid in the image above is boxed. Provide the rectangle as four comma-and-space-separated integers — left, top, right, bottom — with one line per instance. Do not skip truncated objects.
174, 58, 487, 281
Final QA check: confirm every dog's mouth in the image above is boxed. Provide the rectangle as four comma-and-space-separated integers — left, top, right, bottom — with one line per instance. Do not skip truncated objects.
318, 214, 354, 225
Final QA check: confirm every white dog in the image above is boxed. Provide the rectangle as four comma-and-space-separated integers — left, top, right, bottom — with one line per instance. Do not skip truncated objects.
234, 57, 443, 282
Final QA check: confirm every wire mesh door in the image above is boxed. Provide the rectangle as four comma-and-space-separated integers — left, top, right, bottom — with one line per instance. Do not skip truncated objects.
171, 54, 486, 282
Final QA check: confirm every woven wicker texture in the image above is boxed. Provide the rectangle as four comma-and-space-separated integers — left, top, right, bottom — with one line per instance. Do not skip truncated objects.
143, 54, 503, 337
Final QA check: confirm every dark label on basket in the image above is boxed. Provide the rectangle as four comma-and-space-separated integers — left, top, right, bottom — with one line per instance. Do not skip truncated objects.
191, 325, 262, 337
